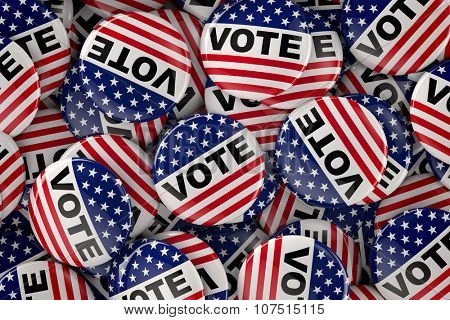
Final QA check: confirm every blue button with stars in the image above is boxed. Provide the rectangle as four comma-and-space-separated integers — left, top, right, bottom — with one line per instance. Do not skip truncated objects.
28, 157, 133, 268
345, 94, 414, 204
275, 96, 388, 208
238, 235, 349, 300
108, 238, 205, 300
153, 113, 265, 226
370, 208, 450, 300
341, 0, 449, 75
79, 11, 192, 122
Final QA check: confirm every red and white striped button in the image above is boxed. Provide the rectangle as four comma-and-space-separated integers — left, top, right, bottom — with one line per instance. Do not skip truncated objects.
152, 231, 229, 300
374, 173, 450, 233
349, 285, 384, 300
205, 81, 289, 152
0, 260, 95, 300
410, 60, 450, 164
83, 0, 169, 17
0, 38, 40, 138
152, 9, 207, 120
0, 132, 26, 221
61, 134, 160, 238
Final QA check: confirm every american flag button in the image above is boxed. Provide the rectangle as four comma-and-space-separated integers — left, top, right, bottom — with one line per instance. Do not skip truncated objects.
201, 0, 314, 101
370, 208, 450, 300
336, 62, 414, 121
0, 132, 26, 221
0, 36, 40, 137
0, 210, 46, 278
79, 11, 192, 123
205, 79, 290, 153
341, 0, 450, 75
411, 60, 450, 164
174, 0, 222, 22
374, 173, 450, 233
61, 60, 167, 149
153, 113, 265, 226
426, 152, 450, 190
61, 134, 160, 238
195, 220, 269, 299
108, 238, 205, 300
38, 0, 75, 29
14, 108, 78, 211
275, 96, 388, 208
238, 235, 350, 300
152, 9, 207, 121
83, 0, 169, 18
271, 220, 362, 285
0, 260, 95, 300
349, 285, 384, 300
0, 0, 71, 99
28, 157, 133, 268
152, 231, 229, 300
261, 6, 343, 110
345, 94, 414, 204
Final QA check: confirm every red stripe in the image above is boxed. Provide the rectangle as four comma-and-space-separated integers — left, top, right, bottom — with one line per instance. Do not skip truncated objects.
351, 244, 359, 285
77, 273, 89, 300
0, 150, 22, 177
256, 135, 277, 145
411, 268, 450, 300
0, 67, 37, 102
47, 262, 61, 300
318, 98, 378, 186
41, 78, 66, 94
174, 155, 264, 215
134, 122, 146, 149
42, 178, 83, 266
245, 121, 284, 131
269, 238, 282, 299
99, 27, 190, 72
346, 70, 367, 93
62, 264, 75, 300
110, 135, 152, 175
349, 290, 360, 300
277, 191, 296, 233
337, 80, 351, 95
255, 242, 268, 299
29, 192, 54, 260
305, 61, 342, 71
161, 233, 193, 244
242, 253, 254, 299
412, 100, 450, 124
262, 184, 285, 234
179, 243, 209, 255
39, 63, 70, 81
28, 113, 62, 125
130, 11, 186, 40
15, 125, 73, 142
0, 166, 25, 210
341, 235, 349, 281
358, 286, 378, 300
431, 283, 450, 300
84, 0, 121, 13
118, 0, 160, 10
2, 98, 40, 135
19, 137, 77, 153
213, 82, 284, 95
228, 109, 288, 121
205, 68, 297, 83
0, 77, 39, 121
263, 88, 330, 105
291, 73, 341, 87
364, 186, 388, 203
330, 223, 337, 252
202, 54, 305, 70
190, 253, 218, 265
414, 132, 449, 156
34, 49, 70, 69
410, 113, 450, 140
374, 0, 442, 73
182, 289, 204, 300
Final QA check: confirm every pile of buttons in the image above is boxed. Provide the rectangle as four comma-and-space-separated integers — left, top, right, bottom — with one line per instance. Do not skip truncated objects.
0, 0, 448, 300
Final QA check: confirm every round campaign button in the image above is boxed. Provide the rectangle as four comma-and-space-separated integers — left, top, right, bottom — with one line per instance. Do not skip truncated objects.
174, 0, 222, 22
411, 60, 450, 164
79, 11, 192, 122
272, 220, 361, 285
275, 96, 388, 208
238, 235, 349, 300
261, 7, 343, 110
371, 208, 450, 300
152, 231, 228, 300
427, 152, 450, 190
153, 114, 265, 226
38, 0, 74, 29
349, 285, 384, 300
0, 132, 26, 221
61, 134, 160, 238
108, 238, 204, 300
375, 173, 450, 233
205, 79, 290, 152
0, 213, 46, 278
28, 157, 133, 268
0, 0, 71, 98
14, 108, 78, 211
83, 0, 169, 18
341, 0, 450, 75
0, 260, 95, 300
61, 60, 167, 149
195, 221, 268, 299
201, 0, 313, 101
346, 94, 414, 204
0, 37, 40, 137
152, 9, 207, 121
336, 62, 414, 121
